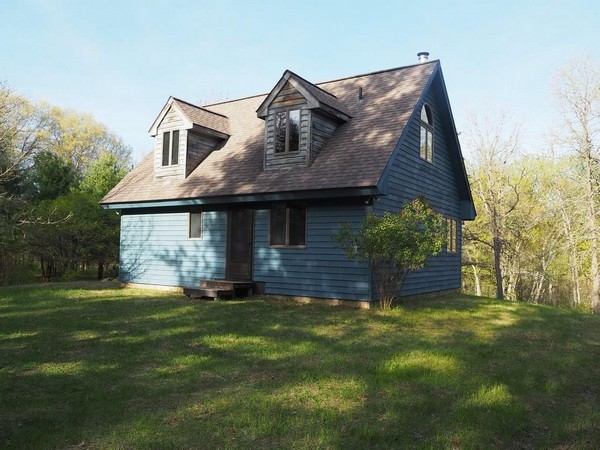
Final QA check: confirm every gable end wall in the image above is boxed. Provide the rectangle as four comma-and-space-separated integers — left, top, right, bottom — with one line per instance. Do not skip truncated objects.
374, 86, 462, 296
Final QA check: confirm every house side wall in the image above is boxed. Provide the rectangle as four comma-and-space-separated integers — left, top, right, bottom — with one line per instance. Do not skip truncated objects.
186, 132, 220, 177
374, 88, 462, 296
154, 107, 186, 179
253, 205, 370, 301
119, 210, 226, 287
311, 111, 338, 163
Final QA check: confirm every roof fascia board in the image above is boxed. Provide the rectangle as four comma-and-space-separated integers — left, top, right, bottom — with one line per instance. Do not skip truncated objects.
256, 71, 294, 118
101, 187, 380, 210
434, 67, 476, 214
190, 124, 230, 140
286, 77, 320, 109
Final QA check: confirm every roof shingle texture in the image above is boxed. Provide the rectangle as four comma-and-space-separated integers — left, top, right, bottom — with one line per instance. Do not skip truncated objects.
172, 98, 230, 136
286, 71, 353, 118
102, 61, 437, 205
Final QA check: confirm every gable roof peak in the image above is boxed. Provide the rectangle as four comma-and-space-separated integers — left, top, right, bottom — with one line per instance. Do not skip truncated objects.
148, 95, 230, 137
256, 69, 352, 121
170, 96, 228, 119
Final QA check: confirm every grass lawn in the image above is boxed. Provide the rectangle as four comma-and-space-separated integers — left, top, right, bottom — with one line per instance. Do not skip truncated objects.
1, 282, 599, 449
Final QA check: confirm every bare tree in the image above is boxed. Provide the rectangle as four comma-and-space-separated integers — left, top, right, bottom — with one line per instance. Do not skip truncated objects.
553, 56, 600, 314
463, 114, 523, 300
0, 83, 48, 187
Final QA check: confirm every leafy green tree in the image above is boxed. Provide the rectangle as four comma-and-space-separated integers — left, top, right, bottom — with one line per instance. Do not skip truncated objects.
334, 197, 446, 309
24, 150, 78, 201
80, 152, 127, 201
38, 104, 131, 174
24, 190, 121, 280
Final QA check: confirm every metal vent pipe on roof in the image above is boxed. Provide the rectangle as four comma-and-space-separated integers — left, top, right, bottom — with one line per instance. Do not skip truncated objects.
417, 52, 430, 63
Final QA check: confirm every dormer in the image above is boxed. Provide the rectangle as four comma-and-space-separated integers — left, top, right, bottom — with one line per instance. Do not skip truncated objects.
256, 71, 351, 171
149, 97, 230, 179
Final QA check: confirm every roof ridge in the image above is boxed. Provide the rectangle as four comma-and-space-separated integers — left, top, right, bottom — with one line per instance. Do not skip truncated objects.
284, 69, 341, 100
316, 60, 440, 86
204, 60, 440, 107
203, 92, 266, 108
172, 97, 229, 119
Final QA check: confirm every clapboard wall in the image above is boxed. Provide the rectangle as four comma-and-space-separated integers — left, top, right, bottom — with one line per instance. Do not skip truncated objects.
119, 210, 226, 287
374, 80, 462, 296
253, 204, 371, 301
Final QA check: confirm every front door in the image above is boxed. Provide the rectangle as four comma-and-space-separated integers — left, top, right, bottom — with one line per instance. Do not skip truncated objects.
226, 209, 253, 280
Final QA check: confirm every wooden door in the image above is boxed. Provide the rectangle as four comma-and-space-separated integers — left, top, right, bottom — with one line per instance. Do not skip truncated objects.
226, 209, 253, 280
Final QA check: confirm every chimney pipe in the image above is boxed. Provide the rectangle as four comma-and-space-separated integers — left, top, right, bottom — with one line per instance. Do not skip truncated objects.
417, 51, 429, 63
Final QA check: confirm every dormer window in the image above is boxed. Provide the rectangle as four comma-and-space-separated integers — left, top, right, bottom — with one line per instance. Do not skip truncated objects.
162, 130, 179, 166
420, 104, 433, 163
275, 109, 300, 153
256, 70, 351, 170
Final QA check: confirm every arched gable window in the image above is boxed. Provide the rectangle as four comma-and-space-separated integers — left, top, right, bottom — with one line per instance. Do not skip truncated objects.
420, 104, 433, 163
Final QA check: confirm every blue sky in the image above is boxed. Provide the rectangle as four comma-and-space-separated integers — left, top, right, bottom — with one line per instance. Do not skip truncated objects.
1, 0, 598, 163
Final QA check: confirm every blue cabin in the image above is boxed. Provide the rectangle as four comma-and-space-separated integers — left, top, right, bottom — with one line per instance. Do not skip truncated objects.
101, 54, 475, 306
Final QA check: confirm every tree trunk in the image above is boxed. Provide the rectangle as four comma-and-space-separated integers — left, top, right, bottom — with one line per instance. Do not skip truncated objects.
97, 262, 104, 280
493, 235, 504, 300
591, 243, 600, 313
584, 153, 600, 313
471, 264, 482, 296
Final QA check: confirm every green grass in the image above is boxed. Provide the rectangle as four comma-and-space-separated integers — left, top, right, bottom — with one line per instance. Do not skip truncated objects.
1, 282, 599, 449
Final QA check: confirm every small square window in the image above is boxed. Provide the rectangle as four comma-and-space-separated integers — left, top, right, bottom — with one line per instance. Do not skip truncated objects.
189, 211, 203, 239
269, 203, 306, 247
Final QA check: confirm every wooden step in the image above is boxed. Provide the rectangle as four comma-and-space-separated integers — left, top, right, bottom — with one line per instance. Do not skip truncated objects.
200, 280, 254, 290
184, 287, 234, 299
187, 280, 255, 300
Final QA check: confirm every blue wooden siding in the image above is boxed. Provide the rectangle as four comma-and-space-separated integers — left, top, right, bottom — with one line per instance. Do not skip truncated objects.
375, 86, 462, 296
119, 210, 226, 287
253, 205, 371, 301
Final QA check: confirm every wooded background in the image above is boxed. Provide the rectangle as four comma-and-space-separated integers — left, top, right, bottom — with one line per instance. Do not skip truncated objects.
462, 57, 600, 313
0, 81, 130, 284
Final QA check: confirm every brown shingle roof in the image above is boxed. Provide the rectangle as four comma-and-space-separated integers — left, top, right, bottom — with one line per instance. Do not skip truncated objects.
172, 98, 230, 136
102, 61, 438, 205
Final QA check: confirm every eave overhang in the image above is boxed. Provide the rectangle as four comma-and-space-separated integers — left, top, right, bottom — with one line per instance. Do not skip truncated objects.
101, 186, 380, 210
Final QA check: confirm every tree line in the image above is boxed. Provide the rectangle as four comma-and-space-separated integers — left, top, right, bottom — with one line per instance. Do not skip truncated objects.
462, 57, 600, 314
0, 82, 131, 284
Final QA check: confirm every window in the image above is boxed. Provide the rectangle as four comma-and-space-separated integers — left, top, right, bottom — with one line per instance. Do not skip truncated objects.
420, 104, 433, 163
161, 130, 180, 166
275, 109, 301, 153
447, 218, 457, 253
269, 203, 306, 247
171, 130, 179, 165
189, 211, 202, 239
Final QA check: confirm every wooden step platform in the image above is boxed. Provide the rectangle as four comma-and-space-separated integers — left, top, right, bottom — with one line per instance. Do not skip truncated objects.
184, 280, 255, 300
